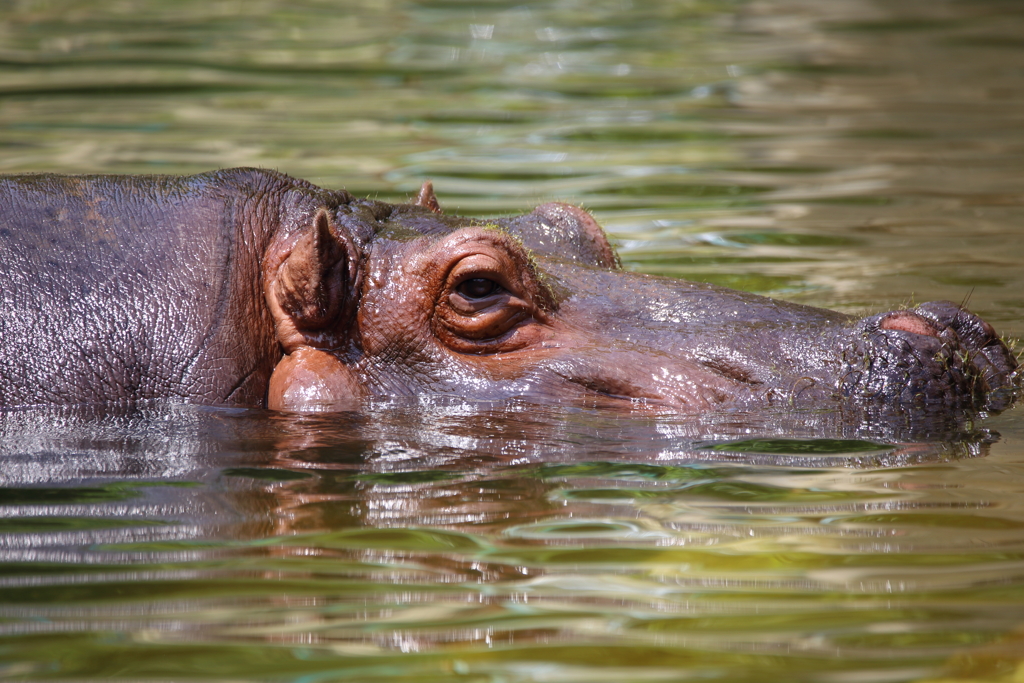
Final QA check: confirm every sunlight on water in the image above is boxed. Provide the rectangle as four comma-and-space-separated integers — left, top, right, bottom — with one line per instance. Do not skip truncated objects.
2, 0, 1024, 681
1, 402, 1023, 682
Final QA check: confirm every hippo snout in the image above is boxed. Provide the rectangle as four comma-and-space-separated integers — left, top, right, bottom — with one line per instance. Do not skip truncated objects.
846, 301, 1019, 412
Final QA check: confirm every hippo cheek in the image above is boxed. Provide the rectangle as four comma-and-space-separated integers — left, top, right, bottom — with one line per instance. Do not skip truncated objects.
268, 347, 365, 412
433, 338, 758, 412
549, 368, 730, 410
541, 348, 761, 411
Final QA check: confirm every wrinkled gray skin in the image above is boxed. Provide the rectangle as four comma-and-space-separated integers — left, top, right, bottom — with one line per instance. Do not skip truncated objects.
0, 168, 1018, 415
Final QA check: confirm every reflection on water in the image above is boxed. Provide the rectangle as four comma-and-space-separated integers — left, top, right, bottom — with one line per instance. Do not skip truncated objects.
2, 0, 1024, 681
1, 402, 1022, 681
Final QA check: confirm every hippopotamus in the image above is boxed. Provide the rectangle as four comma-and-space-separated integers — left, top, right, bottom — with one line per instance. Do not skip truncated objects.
0, 168, 1018, 414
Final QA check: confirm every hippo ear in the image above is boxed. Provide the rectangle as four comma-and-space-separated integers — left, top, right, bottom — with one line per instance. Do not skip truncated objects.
272, 209, 349, 332
414, 180, 443, 214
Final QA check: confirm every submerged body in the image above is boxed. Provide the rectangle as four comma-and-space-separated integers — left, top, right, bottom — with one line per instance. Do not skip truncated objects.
0, 168, 1017, 414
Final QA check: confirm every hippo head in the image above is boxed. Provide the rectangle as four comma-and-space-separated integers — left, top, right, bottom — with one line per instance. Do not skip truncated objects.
262, 183, 1019, 416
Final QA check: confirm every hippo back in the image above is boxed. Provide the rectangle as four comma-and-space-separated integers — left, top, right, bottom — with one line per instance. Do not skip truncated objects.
0, 170, 290, 408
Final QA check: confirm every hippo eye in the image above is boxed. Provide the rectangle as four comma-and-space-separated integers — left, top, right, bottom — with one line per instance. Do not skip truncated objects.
456, 277, 501, 299
431, 230, 553, 354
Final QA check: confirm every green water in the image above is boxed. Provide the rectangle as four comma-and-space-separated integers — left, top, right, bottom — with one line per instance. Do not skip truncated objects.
3, 1, 1024, 681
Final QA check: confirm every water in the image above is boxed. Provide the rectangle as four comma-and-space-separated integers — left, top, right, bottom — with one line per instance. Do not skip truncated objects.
2, 1, 1024, 681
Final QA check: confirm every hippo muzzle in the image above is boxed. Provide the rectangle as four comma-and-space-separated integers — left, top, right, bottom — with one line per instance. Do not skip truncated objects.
844, 302, 1019, 412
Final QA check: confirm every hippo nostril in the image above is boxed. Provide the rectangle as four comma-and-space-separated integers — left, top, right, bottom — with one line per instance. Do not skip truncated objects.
879, 311, 942, 338
912, 300, 1001, 349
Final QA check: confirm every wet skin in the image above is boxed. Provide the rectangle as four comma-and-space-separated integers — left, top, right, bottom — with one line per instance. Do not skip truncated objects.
0, 168, 1017, 414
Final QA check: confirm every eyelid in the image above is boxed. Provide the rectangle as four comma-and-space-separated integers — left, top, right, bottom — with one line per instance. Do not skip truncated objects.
449, 290, 510, 314
427, 228, 553, 353
448, 254, 513, 291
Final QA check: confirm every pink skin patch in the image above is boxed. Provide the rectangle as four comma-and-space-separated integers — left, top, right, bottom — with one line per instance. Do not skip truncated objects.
879, 311, 941, 338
